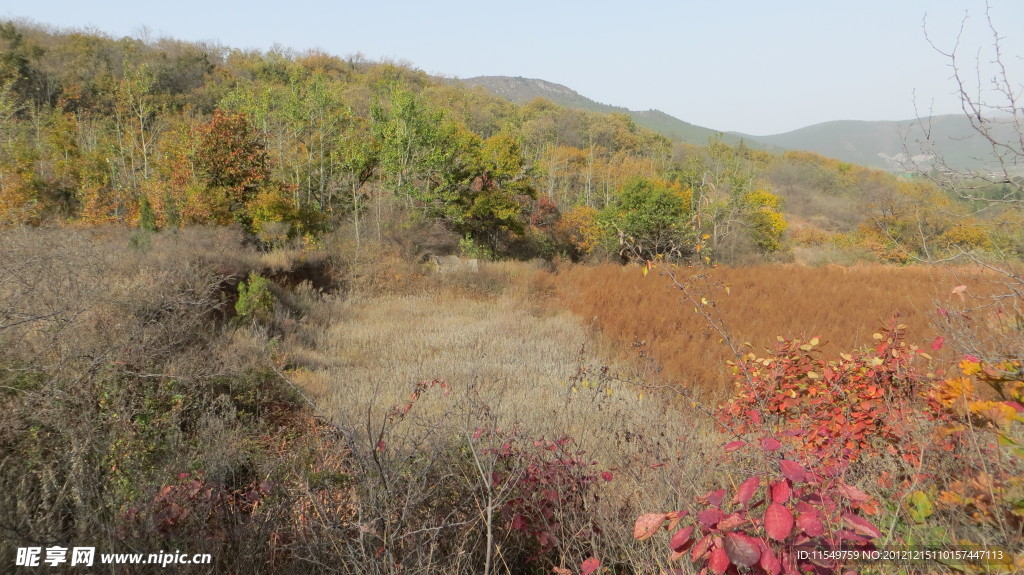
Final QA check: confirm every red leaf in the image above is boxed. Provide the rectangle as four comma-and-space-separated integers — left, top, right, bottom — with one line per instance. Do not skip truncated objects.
770, 480, 792, 504
930, 336, 945, 351
733, 476, 760, 507
670, 526, 695, 552
835, 529, 871, 545
760, 438, 782, 451
580, 557, 600, 575
796, 510, 825, 537
703, 489, 727, 507
779, 460, 807, 482
842, 513, 882, 538
758, 544, 782, 575
697, 508, 727, 528
764, 503, 794, 541
723, 533, 761, 567
717, 512, 747, 531
708, 546, 731, 575
724, 440, 748, 452
633, 513, 667, 540
511, 514, 526, 531
601, 471, 614, 482
836, 483, 870, 503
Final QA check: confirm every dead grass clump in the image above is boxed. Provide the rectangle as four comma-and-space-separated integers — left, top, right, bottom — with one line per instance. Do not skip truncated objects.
0, 225, 342, 573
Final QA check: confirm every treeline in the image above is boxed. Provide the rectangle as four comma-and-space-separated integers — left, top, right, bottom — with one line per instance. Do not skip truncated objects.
0, 21, 1014, 263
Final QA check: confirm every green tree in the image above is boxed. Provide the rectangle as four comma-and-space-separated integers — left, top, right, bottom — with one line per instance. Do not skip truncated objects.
457, 132, 534, 252
600, 177, 694, 261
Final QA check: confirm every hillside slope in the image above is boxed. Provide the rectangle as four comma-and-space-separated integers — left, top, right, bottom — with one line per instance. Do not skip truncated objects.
459, 75, 755, 147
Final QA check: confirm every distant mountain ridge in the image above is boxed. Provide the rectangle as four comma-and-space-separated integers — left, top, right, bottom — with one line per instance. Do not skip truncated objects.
734, 115, 1018, 172
458, 76, 753, 148
460, 75, 1010, 173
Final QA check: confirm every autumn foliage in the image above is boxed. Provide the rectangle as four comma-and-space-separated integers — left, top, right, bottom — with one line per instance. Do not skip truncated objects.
628, 263, 1024, 574
720, 322, 935, 468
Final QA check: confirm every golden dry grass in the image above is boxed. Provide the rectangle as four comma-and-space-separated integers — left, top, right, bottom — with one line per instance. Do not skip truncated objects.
280, 261, 730, 569
274, 255, 1021, 571
286, 261, 715, 467
549, 262, 1001, 395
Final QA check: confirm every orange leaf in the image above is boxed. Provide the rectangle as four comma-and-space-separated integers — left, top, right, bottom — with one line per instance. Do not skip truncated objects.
633, 513, 667, 540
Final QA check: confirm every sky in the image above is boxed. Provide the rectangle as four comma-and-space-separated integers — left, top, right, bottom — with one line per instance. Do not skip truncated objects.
4, 0, 1022, 135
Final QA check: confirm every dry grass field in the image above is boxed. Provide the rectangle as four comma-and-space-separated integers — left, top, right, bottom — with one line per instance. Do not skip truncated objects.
547, 262, 1000, 395
3, 226, 1020, 573
280, 261, 729, 572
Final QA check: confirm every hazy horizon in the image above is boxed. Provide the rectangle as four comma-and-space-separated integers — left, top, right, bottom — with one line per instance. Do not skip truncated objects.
5, 0, 1022, 135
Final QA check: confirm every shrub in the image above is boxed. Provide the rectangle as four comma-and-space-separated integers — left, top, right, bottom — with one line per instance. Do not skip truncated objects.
235, 272, 275, 324
719, 321, 934, 469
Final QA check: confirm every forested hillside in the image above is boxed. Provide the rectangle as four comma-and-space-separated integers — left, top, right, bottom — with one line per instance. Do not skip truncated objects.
2, 21, 1016, 265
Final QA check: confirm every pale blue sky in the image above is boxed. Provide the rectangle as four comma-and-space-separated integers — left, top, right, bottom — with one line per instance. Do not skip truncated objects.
4, 0, 1022, 135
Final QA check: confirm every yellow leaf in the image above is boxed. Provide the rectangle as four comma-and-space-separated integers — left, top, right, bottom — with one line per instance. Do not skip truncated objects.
969, 400, 1019, 430
809, 337, 820, 346
959, 359, 983, 376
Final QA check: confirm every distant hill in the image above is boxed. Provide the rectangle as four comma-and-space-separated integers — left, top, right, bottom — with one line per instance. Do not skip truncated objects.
734, 115, 1018, 173
458, 76, 754, 148
460, 76, 1013, 174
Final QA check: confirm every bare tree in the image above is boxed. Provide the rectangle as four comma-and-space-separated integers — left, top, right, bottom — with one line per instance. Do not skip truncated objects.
912, 4, 1024, 365
914, 3, 1024, 207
